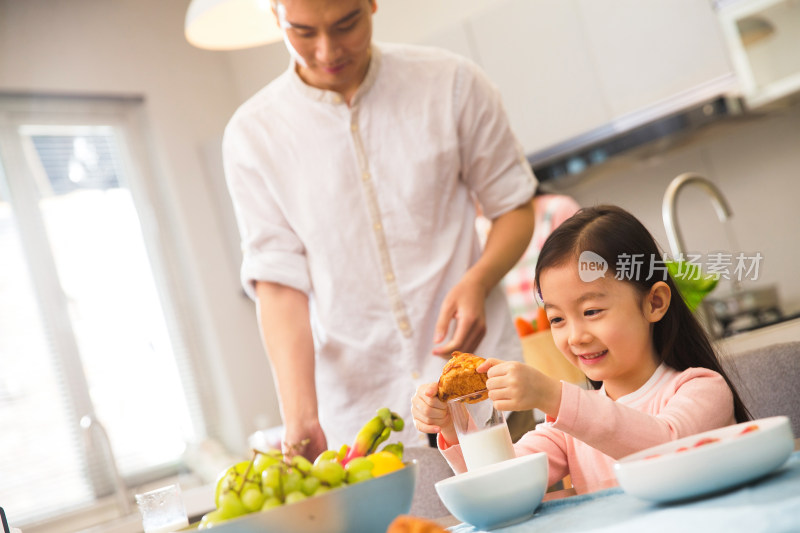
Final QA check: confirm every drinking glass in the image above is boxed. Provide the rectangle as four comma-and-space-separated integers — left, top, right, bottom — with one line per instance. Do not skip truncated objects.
448, 391, 515, 471
135, 483, 189, 533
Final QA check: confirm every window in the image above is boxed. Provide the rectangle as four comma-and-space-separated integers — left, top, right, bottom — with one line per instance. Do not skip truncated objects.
0, 95, 207, 525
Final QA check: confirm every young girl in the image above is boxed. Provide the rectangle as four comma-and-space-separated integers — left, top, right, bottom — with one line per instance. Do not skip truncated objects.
411, 205, 750, 494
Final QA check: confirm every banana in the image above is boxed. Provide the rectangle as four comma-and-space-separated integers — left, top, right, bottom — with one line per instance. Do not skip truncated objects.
343, 407, 405, 465
381, 442, 404, 460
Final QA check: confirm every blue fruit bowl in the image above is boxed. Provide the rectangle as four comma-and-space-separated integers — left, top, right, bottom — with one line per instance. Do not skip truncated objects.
198, 461, 417, 533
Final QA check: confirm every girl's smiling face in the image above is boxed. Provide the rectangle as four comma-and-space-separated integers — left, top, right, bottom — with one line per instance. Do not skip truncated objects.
539, 261, 670, 399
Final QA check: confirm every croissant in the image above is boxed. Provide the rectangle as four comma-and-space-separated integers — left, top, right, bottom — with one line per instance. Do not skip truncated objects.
437, 351, 489, 403
386, 515, 449, 533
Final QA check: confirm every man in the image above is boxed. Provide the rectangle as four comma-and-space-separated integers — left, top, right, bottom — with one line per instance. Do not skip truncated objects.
223, 0, 536, 460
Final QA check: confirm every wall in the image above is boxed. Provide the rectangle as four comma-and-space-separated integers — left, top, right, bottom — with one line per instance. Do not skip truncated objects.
549, 101, 800, 317
0, 0, 279, 453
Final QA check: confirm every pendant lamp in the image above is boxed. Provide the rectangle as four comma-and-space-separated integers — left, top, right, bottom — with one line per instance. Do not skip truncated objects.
185, 0, 283, 50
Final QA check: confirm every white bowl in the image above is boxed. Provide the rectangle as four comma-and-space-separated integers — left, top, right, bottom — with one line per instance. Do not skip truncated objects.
614, 416, 795, 503
201, 461, 417, 533
435, 453, 548, 530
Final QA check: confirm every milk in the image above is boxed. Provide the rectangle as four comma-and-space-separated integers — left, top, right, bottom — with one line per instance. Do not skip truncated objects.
459, 422, 515, 471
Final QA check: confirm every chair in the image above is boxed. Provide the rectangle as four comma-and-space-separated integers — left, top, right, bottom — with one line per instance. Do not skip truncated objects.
722, 341, 800, 436
404, 446, 455, 519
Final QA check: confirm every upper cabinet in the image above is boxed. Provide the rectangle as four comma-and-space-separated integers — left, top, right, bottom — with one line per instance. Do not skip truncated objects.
716, 0, 800, 109
576, 0, 734, 117
422, 0, 736, 156
466, 0, 610, 157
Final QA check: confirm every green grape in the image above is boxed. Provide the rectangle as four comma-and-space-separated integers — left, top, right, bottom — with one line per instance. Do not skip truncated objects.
241, 487, 265, 512
198, 509, 227, 529
282, 468, 303, 495
347, 469, 374, 484
291, 454, 313, 474
311, 459, 345, 487
214, 460, 250, 507
315, 485, 332, 496
344, 456, 375, 485
261, 496, 283, 511
241, 475, 261, 494
314, 449, 338, 465
262, 465, 284, 500
252, 450, 282, 475
262, 486, 276, 500
301, 476, 321, 496
344, 457, 374, 475
285, 490, 308, 504
218, 490, 247, 519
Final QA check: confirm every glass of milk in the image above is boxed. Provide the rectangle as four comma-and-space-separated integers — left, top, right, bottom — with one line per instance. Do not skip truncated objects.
448, 391, 516, 471
135, 483, 189, 533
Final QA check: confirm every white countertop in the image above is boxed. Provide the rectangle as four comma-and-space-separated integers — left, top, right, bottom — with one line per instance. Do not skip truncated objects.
716, 318, 800, 356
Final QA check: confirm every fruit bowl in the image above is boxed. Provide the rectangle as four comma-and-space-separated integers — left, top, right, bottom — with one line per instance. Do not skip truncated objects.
614, 416, 794, 503
435, 453, 548, 530
194, 460, 417, 533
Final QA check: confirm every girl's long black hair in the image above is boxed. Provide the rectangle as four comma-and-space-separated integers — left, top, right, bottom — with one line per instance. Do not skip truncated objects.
534, 204, 750, 423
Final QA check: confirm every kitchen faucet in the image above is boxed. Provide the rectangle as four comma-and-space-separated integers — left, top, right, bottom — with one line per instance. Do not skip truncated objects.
661, 172, 733, 261
662, 172, 735, 337
80, 414, 132, 516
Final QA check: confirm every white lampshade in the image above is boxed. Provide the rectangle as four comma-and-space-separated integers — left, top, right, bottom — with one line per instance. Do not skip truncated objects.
185, 0, 283, 51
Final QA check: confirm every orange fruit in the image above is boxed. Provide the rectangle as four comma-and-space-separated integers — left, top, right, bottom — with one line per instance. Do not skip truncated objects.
366, 451, 404, 477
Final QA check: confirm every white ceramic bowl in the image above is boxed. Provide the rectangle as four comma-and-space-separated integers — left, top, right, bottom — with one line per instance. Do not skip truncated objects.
435, 453, 548, 530
201, 461, 417, 533
614, 416, 795, 503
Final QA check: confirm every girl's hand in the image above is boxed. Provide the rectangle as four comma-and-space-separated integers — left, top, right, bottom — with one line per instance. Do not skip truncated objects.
478, 358, 562, 417
411, 382, 458, 446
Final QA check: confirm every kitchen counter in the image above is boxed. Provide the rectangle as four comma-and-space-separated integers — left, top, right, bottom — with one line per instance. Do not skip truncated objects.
716, 317, 800, 356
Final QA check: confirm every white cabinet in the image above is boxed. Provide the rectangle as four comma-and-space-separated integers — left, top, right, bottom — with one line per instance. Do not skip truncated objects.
464, 0, 610, 156
422, 0, 736, 155
717, 0, 800, 108
576, 0, 735, 117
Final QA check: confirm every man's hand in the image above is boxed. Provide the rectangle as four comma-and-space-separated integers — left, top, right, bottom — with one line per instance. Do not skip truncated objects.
255, 281, 324, 461
477, 358, 562, 417
432, 278, 487, 356
431, 201, 534, 357
282, 418, 328, 462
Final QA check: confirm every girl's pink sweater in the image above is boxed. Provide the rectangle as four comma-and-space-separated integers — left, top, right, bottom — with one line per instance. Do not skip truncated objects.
440, 364, 736, 494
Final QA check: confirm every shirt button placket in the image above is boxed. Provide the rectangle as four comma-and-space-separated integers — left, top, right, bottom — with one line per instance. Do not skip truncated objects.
350, 110, 412, 338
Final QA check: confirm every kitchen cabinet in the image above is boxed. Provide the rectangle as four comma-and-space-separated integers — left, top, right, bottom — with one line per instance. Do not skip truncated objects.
716, 0, 800, 108
459, 0, 610, 155
422, 0, 736, 156
576, 0, 735, 118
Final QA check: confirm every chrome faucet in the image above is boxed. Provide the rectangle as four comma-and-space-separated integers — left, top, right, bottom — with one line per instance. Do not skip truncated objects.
661, 172, 733, 260
662, 172, 735, 337
80, 414, 132, 516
